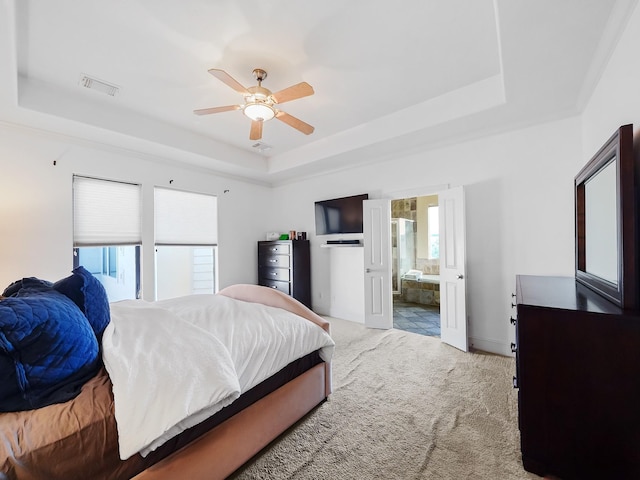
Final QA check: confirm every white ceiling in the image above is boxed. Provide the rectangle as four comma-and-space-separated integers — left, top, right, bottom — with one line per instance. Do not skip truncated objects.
0, 0, 637, 184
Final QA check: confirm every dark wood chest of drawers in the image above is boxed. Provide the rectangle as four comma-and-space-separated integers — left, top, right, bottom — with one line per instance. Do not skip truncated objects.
514, 275, 640, 479
258, 240, 311, 308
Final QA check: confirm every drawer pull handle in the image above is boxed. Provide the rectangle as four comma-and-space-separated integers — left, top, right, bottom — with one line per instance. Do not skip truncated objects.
510, 317, 516, 325
269, 259, 277, 263
510, 342, 517, 353
271, 272, 278, 275
271, 285, 277, 289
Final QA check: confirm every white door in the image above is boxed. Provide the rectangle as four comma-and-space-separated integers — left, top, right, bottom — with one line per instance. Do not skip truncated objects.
363, 199, 393, 329
439, 186, 468, 351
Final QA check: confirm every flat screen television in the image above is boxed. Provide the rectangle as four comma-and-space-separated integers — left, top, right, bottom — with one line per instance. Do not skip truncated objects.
314, 193, 368, 235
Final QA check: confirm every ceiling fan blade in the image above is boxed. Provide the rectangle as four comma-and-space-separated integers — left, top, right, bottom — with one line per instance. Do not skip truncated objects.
249, 120, 263, 140
208, 69, 250, 94
193, 105, 241, 115
275, 111, 314, 135
271, 82, 314, 104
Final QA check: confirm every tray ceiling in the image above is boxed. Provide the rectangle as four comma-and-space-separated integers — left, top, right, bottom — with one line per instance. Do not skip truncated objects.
0, 0, 635, 183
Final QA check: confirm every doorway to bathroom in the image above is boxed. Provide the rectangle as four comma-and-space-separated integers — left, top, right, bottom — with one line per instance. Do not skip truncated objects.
391, 195, 441, 337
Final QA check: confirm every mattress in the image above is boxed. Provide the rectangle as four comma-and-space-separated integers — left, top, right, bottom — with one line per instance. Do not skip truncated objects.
0, 351, 322, 480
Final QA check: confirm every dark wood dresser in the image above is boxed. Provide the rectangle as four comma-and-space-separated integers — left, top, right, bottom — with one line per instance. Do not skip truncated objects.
257, 240, 311, 308
514, 275, 640, 479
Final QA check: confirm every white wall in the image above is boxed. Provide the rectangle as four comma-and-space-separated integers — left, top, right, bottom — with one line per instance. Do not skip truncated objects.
327, 246, 365, 322
0, 123, 272, 298
581, 2, 640, 157
269, 116, 584, 354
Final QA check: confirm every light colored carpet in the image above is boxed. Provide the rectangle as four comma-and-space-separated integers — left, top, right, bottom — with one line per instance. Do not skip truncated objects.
232, 317, 538, 480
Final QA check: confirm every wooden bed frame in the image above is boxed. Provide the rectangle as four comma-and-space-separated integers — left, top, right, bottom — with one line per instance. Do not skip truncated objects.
132, 284, 332, 480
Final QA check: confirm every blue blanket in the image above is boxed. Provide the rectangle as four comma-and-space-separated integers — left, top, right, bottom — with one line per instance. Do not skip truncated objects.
0, 279, 100, 412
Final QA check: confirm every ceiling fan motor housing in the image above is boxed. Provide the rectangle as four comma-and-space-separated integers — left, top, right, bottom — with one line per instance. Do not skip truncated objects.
246, 85, 273, 102
243, 83, 276, 121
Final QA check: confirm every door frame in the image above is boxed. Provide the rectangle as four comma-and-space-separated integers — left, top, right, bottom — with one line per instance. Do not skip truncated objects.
363, 184, 468, 350
381, 184, 453, 334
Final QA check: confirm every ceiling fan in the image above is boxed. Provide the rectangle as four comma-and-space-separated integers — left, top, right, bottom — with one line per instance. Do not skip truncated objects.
194, 68, 315, 141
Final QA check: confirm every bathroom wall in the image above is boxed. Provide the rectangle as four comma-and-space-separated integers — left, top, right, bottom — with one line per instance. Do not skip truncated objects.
391, 195, 440, 275
416, 195, 439, 275
391, 197, 417, 221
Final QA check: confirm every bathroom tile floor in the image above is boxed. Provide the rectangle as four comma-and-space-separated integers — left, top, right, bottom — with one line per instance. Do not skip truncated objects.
393, 300, 441, 337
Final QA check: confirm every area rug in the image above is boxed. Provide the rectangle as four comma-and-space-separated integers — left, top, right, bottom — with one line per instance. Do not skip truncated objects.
232, 317, 538, 479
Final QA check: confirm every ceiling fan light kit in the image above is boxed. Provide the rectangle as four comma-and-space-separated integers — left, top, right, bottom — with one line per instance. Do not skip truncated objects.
243, 102, 275, 122
194, 67, 314, 141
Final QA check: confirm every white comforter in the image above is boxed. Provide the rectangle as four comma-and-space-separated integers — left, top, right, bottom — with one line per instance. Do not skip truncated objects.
102, 294, 334, 460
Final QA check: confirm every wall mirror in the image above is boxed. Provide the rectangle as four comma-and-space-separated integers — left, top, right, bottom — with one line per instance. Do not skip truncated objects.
575, 124, 637, 309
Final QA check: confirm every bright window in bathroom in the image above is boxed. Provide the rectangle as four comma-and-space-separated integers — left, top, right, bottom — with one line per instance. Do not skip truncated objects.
428, 205, 439, 259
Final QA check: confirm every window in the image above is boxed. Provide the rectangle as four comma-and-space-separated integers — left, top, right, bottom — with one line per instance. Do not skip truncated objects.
428, 205, 439, 259
104, 247, 117, 278
154, 187, 218, 300
73, 175, 141, 302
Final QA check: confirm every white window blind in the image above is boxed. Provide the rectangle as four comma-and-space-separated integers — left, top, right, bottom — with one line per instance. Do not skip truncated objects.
73, 176, 142, 246
154, 188, 218, 246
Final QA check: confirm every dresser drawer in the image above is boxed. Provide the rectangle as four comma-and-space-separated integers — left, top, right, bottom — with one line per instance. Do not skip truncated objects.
258, 253, 291, 268
259, 267, 290, 282
259, 243, 290, 256
259, 279, 291, 295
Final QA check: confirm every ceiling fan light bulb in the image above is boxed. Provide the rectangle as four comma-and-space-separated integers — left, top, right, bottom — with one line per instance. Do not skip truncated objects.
244, 103, 275, 122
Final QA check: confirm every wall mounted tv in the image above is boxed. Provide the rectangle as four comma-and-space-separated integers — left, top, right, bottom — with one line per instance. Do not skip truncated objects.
314, 193, 369, 235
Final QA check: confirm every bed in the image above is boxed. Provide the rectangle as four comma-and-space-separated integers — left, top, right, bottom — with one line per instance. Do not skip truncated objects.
0, 268, 333, 480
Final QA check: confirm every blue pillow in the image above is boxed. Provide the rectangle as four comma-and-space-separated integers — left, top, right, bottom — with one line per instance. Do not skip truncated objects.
53, 266, 110, 340
2, 277, 52, 297
0, 286, 100, 412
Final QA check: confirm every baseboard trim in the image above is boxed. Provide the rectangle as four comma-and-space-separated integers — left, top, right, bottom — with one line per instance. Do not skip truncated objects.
469, 336, 512, 357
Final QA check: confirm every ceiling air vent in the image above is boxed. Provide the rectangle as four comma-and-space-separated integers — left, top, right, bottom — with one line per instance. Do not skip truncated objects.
252, 142, 272, 153
79, 74, 120, 96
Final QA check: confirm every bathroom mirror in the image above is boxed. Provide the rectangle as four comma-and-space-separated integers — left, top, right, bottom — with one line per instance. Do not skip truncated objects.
575, 124, 636, 309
